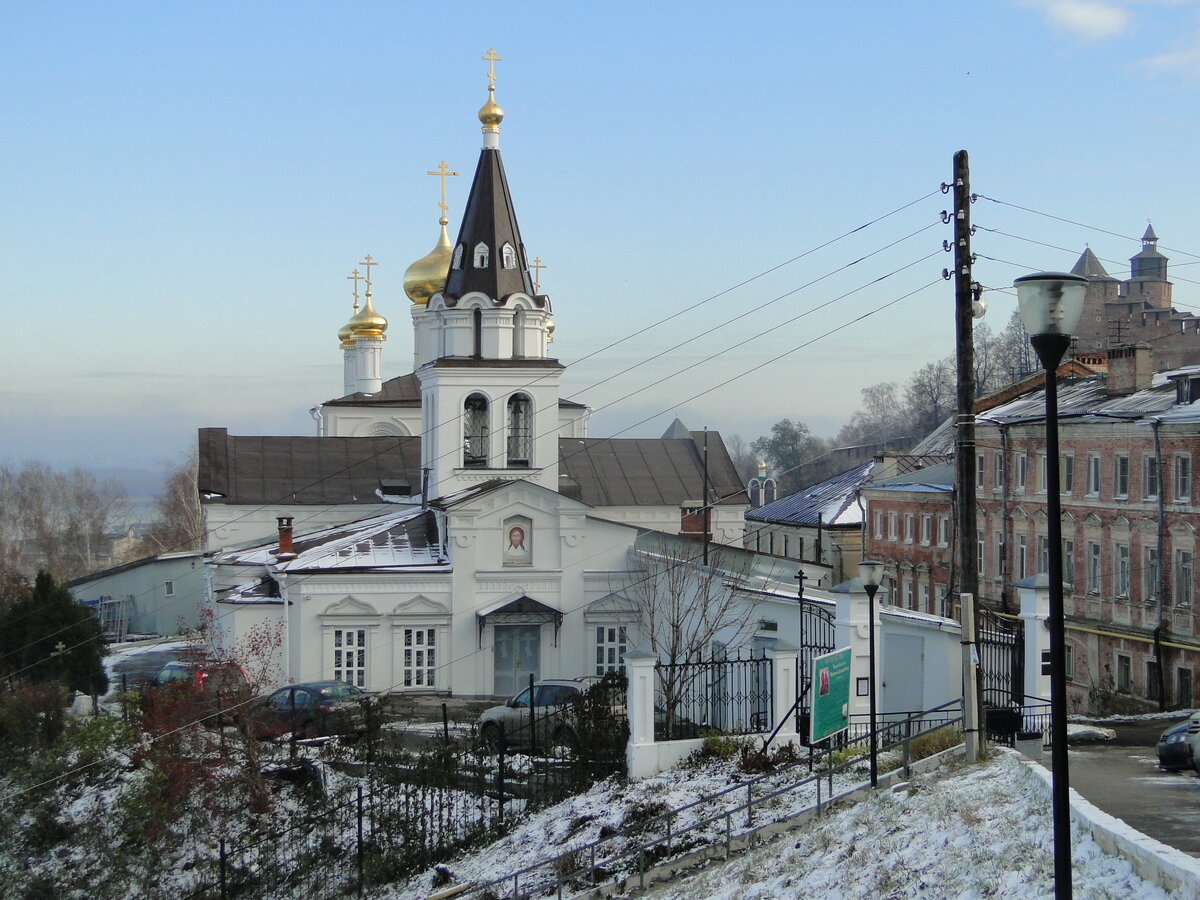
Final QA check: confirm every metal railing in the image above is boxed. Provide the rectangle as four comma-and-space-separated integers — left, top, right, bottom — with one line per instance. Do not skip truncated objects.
654, 651, 773, 741
465, 699, 966, 899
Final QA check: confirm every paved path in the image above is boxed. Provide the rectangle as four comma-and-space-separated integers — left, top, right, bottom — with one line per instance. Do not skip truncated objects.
1065, 718, 1200, 857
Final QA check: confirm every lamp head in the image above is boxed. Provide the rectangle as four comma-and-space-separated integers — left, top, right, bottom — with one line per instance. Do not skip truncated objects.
858, 560, 884, 589
1014, 272, 1087, 338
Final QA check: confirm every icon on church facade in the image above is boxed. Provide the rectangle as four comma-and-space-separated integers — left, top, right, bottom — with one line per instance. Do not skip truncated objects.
502, 515, 532, 566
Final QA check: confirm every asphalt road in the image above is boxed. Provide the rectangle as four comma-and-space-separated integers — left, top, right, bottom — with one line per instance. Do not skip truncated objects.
1065, 717, 1200, 857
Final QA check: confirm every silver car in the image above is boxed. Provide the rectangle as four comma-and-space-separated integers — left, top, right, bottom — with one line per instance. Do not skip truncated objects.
478, 677, 601, 752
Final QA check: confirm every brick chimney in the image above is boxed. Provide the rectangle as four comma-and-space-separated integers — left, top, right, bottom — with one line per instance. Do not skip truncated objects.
679, 502, 711, 541
1106, 343, 1153, 396
274, 516, 297, 561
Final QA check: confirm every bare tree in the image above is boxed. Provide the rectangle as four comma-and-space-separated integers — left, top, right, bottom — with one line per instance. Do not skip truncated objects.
724, 434, 759, 486
140, 451, 205, 554
903, 357, 956, 436
623, 537, 758, 736
996, 308, 1036, 384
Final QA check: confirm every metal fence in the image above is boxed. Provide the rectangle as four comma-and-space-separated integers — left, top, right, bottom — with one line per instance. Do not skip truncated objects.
654, 651, 773, 741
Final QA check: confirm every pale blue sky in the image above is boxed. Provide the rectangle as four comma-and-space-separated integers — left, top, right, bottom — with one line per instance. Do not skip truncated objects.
3, 1, 1199, 481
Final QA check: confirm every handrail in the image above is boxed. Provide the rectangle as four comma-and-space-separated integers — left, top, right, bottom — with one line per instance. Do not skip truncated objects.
463, 701, 966, 898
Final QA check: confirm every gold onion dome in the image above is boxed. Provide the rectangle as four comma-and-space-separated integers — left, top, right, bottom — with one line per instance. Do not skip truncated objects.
403, 224, 453, 305
338, 319, 355, 347
349, 292, 388, 338
478, 86, 504, 131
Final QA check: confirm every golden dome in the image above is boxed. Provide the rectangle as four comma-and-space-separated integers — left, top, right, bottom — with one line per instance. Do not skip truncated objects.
404, 224, 452, 305
478, 86, 504, 132
349, 291, 388, 338
338, 319, 355, 348
546, 320, 555, 343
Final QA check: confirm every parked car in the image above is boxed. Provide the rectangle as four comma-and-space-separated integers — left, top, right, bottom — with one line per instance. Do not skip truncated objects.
1158, 720, 1192, 770
148, 659, 252, 724
477, 677, 603, 752
249, 681, 373, 741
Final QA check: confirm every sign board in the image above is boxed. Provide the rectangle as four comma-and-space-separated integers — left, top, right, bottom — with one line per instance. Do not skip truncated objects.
810, 646, 852, 743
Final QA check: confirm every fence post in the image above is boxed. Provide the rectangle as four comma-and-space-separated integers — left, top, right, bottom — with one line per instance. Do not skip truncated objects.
529, 672, 537, 755
497, 742, 506, 825
745, 783, 753, 828
219, 838, 227, 900
770, 641, 798, 741
357, 783, 365, 896
816, 770, 822, 815
624, 651, 658, 779
442, 701, 450, 744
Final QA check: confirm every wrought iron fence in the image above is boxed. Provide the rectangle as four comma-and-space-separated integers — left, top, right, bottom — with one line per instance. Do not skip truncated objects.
654, 651, 773, 741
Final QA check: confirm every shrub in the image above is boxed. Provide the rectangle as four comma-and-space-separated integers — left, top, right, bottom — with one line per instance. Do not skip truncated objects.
908, 726, 963, 761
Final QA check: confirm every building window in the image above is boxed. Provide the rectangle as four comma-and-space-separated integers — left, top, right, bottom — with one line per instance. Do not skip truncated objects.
1143, 455, 1159, 500
873, 511, 883, 540
1175, 454, 1192, 502
333, 628, 367, 688
993, 452, 1004, 490
1015, 454, 1027, 493
1179, 668, 1194, 708
1060, 455, 1074, 495
904, 579, 914, 608
1115, 544, 1130, 598
473, 242, 489, 268
595, 625, 628, 676
920, 515, 932, 546
1087, 542, 1101, 594
978, 537, 985, 576
1116, 654, 1132, 694
464, 393, 490, 467
1037, 536, 1049, 578
919, 582, 929, 613
164, 580, 175, 597
1036, 455, 1047, 493
1063, 539, 1075, 587
1016, 534, 1028, 580
1114, 455, 1129, 499
888, 513, 898, 542
1147, 660, 1161, 701
1145, 547, 1159, 603
937, 516, 949, 547
501, 242, 517, 269
1176, 549, 1194, 606
904, 515, 914, 544
1064, 643, 1075, 682
1087, 454, 1101, 496
506, 394, 532, 467
976, 453, 985, 490
402, 627, 436, 688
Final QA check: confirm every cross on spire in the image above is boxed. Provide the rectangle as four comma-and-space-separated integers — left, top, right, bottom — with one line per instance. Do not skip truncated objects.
347, 268, 363, 309
482, 48, 502, 86
529, 257, 546, 293
427, 161, 460, 227
358, 254, 377, 292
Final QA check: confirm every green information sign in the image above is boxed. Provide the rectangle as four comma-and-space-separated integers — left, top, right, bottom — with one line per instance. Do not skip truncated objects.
809, 646, 852, 743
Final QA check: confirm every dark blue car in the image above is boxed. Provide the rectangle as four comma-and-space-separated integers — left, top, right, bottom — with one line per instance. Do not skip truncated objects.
1156, 721, 1192, 771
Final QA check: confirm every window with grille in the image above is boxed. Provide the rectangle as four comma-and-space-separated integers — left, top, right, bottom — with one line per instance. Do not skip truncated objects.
1063, 539, 1075, 586
333, 628, 367, 688
1087, 455, 1101, 496
1060, 455, 1074, 495
595, 625, 628, 676
402, 627, 436, 688
464, 394, 489, 467
1175, 454, 1192, 502
1143, 455, 1159, 499
1115, 456, 1129, 499
1087, 543, 1101, 594
507, 394, 532, 467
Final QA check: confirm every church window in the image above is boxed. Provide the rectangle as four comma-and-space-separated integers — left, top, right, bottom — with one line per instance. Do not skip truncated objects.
464, 394, 489, 467
749, 480, 761, 508
402, 627, 437, 688
472, 308, 483, 358
332, 628, 367, 688
507, 394, 532, 467
452, 244, 463, 269
474, 242, 489, 268
501, 242, 517, 269
595, 625, 628, 676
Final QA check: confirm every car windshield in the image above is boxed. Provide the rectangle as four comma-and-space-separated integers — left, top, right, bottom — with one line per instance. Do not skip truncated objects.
510, 688, 531, 708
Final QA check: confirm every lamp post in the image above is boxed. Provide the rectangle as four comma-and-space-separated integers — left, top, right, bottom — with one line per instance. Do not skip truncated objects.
858, 559, 884, 788
1015, 270, 1087, 900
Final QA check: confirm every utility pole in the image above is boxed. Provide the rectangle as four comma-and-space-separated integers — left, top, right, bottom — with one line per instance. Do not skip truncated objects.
952, 149, 981, 764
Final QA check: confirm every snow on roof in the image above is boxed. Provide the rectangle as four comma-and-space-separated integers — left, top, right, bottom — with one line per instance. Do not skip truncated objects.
745, 461, 873, 528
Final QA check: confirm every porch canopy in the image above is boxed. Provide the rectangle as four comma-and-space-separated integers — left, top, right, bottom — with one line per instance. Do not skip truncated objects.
476, 595, 564, 647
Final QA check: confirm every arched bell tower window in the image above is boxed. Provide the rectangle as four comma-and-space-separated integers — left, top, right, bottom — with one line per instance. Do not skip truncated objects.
501, 242, 517, 269
472, 308, 483, 358
464, 394, 489, 468
513, 308, 526, 358
764, 478, 778, 505
452, 244, 463, 270
749, 480, 762, 509
473, 242, 489, 268
507, 394, 532, 468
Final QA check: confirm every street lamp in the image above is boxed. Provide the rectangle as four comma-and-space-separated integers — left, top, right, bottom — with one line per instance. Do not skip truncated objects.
796, 569, 807, 745
1015, 270, 1087, 900
858, 559, 884, 788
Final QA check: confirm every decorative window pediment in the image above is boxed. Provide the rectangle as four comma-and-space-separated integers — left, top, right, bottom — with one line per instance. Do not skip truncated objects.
391, 595, 452, 618
321, 596, 380, 617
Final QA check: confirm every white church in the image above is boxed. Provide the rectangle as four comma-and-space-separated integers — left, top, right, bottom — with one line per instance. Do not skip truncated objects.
200, 60, 751, 698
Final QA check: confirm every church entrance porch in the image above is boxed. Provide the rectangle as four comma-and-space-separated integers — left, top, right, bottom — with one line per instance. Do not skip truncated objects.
493, 624, 540, 697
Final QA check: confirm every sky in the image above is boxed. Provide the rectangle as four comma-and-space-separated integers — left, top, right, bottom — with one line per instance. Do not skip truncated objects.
4, 1, 1200, 486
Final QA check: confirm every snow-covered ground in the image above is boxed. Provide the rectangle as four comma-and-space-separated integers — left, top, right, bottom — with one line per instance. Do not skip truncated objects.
395, 750, 1188, 900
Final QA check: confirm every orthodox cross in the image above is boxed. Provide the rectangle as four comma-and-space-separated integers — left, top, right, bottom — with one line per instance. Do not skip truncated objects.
482, 48, 502, 85
427, 161, 460, 226
51, 641, 66, 656
529, 257, 546, 293
346, 268, 363, 310
358, 254, 377, 292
